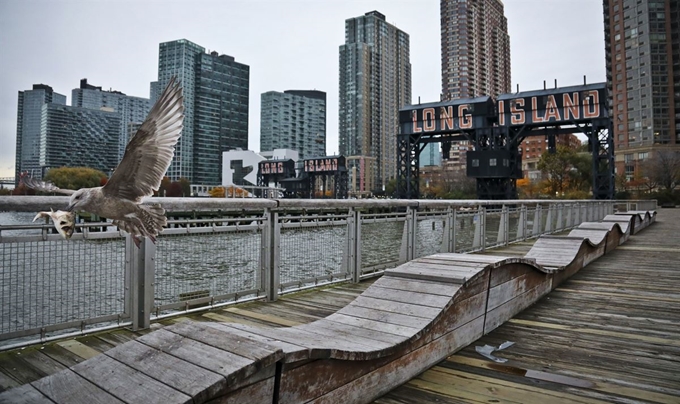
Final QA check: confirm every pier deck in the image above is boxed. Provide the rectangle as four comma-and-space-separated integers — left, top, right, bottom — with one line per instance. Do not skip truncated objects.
0, 209, 677, 403
377, 208, 680, 404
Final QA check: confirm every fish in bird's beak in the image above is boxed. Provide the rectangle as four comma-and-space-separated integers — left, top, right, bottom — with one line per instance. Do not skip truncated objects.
33, 209, 76, 239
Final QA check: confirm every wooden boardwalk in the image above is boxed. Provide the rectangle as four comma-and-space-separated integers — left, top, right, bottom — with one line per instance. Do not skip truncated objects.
0, 209, 677, 403
376, 208, 680, 404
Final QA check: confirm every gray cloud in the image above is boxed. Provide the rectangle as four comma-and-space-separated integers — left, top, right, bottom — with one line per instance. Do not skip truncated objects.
0, 0, 604, 178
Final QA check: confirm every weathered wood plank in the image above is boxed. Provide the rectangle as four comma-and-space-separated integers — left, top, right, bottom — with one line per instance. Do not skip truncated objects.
31, 369, 124, 404
104, 340, 226, 402
71, 354, 191, 404
136, 329, 259, 382
0, 384, 54, 404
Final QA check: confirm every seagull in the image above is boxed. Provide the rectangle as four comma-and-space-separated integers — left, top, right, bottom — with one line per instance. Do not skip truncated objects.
24, 77, 184, 247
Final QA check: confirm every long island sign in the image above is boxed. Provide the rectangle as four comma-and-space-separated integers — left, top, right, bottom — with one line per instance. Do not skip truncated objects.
400, 83, 608, 135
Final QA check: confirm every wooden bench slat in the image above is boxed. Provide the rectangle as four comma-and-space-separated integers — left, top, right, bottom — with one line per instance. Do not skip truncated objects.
335, 305, 432, 329
71, 354, 191, 404
104, 340, 225, 402
0, 384, 55, 404
166, 321, 284, 364
31, 369, 124, 404
360, 285, 452, 308
136, 329, 256, 381
326, 313, 421, 338
350, 296, 443, 320
370, 276, 461, 297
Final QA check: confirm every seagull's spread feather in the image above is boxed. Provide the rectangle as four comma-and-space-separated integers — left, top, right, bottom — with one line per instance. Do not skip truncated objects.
103, 77, 184, 202
22, 177, 75, 195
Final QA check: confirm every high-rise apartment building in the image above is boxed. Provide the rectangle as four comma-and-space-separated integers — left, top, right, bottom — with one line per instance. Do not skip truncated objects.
15, 83, 121, 181
157, 39, 250, 184
440, 0, 511, 172
260, 90, 326, 159
604, 0, 679, 180
15, 85, 66, 182
194, 52, 250, 185
441, 0, 511, 100
72, 79, 150, 160
339, 11, 411, 193
39, 104, 121, 174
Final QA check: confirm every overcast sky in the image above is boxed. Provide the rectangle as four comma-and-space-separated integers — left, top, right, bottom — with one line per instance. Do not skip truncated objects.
0, 0, 605, 178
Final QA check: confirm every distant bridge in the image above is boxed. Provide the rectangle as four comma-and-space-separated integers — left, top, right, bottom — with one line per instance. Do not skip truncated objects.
0, 177, 15, 186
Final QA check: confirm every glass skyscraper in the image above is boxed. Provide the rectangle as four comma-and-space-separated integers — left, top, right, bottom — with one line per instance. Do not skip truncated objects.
194, 52, 250, 185
72, 79, 150, 161
260, 90, 326, 159
157, 39, 250, 184
15, 85, 66, 182
339, 11, 411, 193
39, 104, 121, 174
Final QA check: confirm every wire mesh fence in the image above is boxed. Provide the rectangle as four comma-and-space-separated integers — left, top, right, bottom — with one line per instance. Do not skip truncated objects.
278, 213, 350, 291
415, 211, 447, 259
154, 222, 264, 314
1, 234, 126, 345
359, 212, 406, 275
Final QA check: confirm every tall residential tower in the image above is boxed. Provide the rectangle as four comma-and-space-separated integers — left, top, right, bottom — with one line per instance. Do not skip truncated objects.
441, 0, 511, 100
260, 90, 326, 159
604, 0, 679, 180
339, 11, 411, 194
15, 85, 66, 182
157, 39, 250, 184
72, 79, 151, 161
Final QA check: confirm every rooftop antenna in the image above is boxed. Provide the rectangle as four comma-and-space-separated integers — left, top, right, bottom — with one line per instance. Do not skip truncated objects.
418, 96, 421, 105
543, 80, 547, 90
554, 79, 557, 88
583, 75, 587, 85
516, 84, 519, 93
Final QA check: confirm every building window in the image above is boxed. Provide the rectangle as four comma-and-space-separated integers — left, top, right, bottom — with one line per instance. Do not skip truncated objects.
489, 158, 497, 167
471, 159, 479, 167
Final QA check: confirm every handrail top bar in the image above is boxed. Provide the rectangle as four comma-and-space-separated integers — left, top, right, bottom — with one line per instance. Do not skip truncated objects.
0, 195, 649, 213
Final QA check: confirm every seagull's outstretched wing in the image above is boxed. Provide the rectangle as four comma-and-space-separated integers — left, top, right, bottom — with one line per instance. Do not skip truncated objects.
22, 177, 75, 195
102, 77, 184, 203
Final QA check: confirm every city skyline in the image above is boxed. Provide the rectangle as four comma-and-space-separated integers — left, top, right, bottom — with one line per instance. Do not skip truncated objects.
0, 0, 606, 178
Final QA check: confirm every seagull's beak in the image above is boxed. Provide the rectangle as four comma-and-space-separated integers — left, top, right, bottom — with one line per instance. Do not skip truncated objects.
65, 203, 75, 212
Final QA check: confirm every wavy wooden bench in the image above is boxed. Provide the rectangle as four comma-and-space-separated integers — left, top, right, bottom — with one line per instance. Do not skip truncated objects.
0, 211, 654, 404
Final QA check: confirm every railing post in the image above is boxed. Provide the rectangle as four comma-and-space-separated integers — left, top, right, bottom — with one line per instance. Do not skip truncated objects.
473, 206, 485, 250
399, 206, 417, 263
517, 204, 527, 241
544, 204, 553, 234
441, 206, 455, 253
128, 236, 154, 331
556, 203, 564, 232
496, 205, 508, 246
532, 204, 541, 237
263, 209, 280, 301
347, 208, 362, 283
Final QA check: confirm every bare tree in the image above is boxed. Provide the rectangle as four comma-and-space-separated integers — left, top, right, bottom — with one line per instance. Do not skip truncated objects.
641, 150, 680, 191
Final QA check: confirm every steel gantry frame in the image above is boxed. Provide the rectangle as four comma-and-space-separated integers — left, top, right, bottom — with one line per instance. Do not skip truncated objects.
396, 83, 615, 201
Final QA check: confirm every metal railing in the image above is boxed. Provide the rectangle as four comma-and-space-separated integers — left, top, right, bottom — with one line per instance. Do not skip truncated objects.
0, 197, 655, 349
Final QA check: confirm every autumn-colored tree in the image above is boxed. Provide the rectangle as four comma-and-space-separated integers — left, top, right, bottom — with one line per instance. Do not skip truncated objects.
166, 182, 183, 197
209, 187, 226, 198
537, 146, 577, 196
179, 177, 191, 197
11, 184, 35, 195
43, 167, 108, 190
155, 176, 171, 197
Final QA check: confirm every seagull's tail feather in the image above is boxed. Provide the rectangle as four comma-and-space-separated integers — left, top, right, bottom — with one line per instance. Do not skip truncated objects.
113, 204, 166, 245
140, 203, 167, 235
